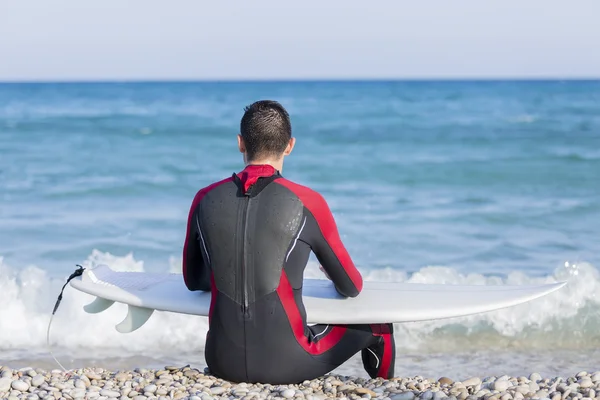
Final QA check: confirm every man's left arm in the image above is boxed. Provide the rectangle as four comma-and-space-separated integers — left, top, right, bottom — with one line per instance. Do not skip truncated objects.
182, 197, 211, 292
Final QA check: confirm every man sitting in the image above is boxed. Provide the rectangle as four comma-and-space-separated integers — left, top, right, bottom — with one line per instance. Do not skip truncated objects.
182, 100, 395, 384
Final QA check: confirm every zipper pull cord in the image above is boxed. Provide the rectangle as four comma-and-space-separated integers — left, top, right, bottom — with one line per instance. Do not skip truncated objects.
46, 265, 86, 373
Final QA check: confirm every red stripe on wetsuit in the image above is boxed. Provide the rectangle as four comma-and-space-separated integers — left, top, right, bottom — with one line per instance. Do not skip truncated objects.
370, 324, 394, 378
277, 270, 347, 354
275, 178, 363, 354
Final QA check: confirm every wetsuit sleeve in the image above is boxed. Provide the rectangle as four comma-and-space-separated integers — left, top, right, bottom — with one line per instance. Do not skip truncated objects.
182, 196, 211, 292
301, 192, 364, 298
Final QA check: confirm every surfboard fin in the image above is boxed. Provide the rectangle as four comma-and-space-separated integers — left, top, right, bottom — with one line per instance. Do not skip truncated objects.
115, 305, 155, 333
83, 297, 115, 314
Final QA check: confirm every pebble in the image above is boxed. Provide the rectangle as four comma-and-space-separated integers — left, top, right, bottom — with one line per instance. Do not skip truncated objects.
115, 373, 129, 382
100, 389, 121, 397
493, 380, 511, 392
31, 375, 45, 387
530, 374, 543, 383
529, 382, 540, 392
463, 378, 482, 387
143, 384, 157, 393
357, 388, 378, 397
391, 393, 415, 400
514, 385, 529, 394
421, 390, 434, 400
70, 388, 86, 398
513, 393, 524, 400
12, 380, 30, 391
210, 386, 226, 395
579, 379, 593, 389
86, 372, 102, 381
0, 377, 12, 392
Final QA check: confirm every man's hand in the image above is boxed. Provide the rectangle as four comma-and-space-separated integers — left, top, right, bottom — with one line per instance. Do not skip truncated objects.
319, 265, 332, 280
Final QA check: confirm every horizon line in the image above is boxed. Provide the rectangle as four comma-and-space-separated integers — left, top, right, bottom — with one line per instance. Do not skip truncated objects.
1, 76, 600, 84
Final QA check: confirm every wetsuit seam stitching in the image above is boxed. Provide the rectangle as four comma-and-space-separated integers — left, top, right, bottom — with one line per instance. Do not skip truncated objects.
195, 214, 211, 265
285, 216, 307, 262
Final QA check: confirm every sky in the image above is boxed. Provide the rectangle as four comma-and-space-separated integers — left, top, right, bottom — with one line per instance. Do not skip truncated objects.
0, 0, 599, 81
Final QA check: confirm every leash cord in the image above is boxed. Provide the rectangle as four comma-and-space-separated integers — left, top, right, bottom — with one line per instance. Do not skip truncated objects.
46, 264, 85, 372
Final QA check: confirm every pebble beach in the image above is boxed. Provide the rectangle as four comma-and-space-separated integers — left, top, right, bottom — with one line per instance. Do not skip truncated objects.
2, 365, 600, 400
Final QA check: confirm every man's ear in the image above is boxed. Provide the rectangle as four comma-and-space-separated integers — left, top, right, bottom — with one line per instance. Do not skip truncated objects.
237, 134, 246, 153
283, 137, 295, 156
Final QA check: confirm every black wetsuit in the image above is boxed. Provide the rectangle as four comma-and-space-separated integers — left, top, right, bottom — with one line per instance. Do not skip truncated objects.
183, 165, 395, 384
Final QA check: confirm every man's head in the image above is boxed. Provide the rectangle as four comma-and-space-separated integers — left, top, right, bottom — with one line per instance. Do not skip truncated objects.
238, 100, 295, 166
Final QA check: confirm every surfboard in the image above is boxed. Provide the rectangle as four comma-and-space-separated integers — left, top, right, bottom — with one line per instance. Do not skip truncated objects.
69, 264, 566, 333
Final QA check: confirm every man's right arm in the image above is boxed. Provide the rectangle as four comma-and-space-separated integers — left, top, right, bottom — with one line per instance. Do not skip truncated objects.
276, 179, 363, 297
301, 192, 363, 297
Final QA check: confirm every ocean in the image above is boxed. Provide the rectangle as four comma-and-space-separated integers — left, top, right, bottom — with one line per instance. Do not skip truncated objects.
1, 81, 599, 380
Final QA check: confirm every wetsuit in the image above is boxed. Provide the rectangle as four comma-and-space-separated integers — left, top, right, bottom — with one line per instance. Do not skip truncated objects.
183, 164, 395, 384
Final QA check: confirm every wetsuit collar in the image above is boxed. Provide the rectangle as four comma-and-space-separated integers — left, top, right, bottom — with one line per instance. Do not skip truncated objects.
235, 164, 279, 194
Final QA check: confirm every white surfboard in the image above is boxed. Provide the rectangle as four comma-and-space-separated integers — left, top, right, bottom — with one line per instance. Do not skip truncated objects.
69, 264, 566, 333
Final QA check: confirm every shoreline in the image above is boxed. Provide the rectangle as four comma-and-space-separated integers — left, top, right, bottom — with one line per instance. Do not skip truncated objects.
1, 365, 599, 400
4, 348, 600, 384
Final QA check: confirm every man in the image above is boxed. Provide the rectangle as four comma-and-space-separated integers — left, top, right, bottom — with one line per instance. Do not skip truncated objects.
182, 100, 395, 384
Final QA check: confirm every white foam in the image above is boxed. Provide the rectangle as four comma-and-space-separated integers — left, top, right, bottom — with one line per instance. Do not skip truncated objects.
376, 261, 600, 352
0, 250, 598, 364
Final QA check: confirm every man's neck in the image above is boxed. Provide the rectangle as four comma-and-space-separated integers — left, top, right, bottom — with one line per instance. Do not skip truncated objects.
246, 158, 284, 173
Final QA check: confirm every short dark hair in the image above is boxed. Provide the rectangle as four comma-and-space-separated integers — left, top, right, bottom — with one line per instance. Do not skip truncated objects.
240, 100, 292, 161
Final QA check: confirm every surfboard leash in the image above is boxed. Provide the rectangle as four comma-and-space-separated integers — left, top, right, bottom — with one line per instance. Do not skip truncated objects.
46, 264, 86, 373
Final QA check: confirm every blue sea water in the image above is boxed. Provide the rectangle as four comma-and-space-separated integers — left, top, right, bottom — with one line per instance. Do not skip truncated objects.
1, 81, 599, 378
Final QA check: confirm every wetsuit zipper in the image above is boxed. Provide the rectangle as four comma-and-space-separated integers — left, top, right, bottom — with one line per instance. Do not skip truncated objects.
240, 194, 250, 316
